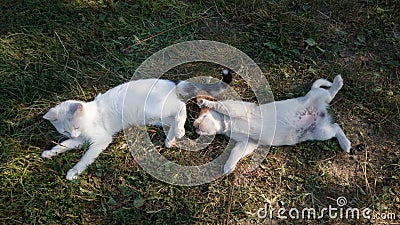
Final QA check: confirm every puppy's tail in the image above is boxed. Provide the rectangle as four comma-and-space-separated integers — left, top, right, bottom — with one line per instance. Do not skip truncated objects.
220, 69, 233, 84
312, 79, 332, 89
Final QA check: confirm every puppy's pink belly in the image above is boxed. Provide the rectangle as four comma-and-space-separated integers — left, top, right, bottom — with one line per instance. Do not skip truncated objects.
295, 106, 324, 140
272, 106, 324, 145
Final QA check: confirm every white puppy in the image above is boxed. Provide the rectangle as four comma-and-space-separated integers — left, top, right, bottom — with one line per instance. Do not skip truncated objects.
194, 75, 351, 174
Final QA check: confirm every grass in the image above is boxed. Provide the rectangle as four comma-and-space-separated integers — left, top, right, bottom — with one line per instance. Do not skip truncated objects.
1, 0, 399, 224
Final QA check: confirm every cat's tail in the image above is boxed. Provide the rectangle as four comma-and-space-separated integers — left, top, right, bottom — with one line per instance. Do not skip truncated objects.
176, 69, 233, 99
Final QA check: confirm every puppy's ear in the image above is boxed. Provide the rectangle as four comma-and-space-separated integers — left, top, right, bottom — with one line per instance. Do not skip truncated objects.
196, 90, 215, 104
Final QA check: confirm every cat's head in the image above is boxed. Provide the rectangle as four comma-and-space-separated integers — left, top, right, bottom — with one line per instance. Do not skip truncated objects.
193, 91, 225, 136
43, 100, 85, 139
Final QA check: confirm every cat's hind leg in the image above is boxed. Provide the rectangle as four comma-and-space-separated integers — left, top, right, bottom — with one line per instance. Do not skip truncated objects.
41, 138, 84, 158
161, 116, 180, 148
174, 104, 187, 139
165, 128, 177, 148
164, 118, 178, 148
163, 103, 186, 148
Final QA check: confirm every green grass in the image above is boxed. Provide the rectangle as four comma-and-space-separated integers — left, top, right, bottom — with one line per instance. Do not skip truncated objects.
1, 0, 399, 224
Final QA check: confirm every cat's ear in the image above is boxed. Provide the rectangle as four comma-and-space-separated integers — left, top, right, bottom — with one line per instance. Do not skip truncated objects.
43, 108, 57, 121
69, 103, 83, 116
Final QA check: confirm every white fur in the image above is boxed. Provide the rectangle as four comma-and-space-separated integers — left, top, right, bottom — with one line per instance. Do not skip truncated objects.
194, 75, 351, 174
42, 76, 230, 180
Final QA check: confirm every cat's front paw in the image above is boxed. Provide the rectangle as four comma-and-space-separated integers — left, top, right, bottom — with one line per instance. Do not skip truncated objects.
41, 150, 57, 158
165, 137, 176, 148
66, 169, 79, 180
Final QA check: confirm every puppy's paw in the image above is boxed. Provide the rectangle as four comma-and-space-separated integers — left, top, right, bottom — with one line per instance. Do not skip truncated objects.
337, 134, 352, 153
341, 139, 352, 153
334, 75, 344, 87
198, 99, 212, 108
41, 150, 57, 158
66, 169, 79, 180
165, 137, 176, 148
197, 99, 206, 107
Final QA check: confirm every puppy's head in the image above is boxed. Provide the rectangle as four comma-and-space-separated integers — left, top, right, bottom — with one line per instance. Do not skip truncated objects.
193, 90, 225, 135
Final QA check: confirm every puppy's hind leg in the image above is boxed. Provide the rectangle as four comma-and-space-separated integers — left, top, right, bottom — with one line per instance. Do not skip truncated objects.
332, 123, 351, 153
328, 75, 344, 100
313, 122, 351, 153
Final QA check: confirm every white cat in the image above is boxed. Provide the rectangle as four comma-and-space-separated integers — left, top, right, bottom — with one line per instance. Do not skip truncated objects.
194, 75, 351, 174
42, 70, 232, 180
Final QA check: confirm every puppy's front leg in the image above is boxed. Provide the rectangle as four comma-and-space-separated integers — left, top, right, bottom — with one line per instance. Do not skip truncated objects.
224, 141, 258, 174
199, 99, 255, 117
66, 136, 112, 180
